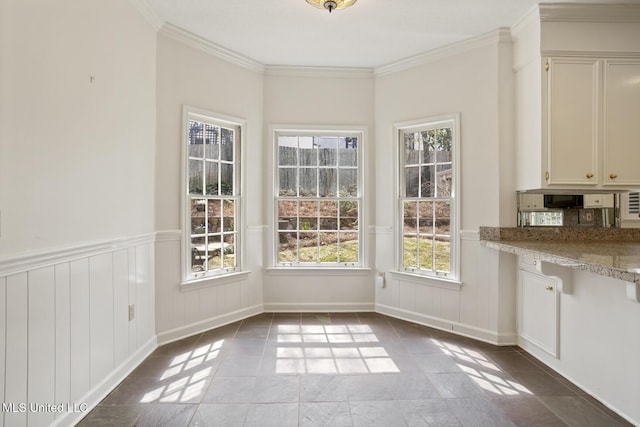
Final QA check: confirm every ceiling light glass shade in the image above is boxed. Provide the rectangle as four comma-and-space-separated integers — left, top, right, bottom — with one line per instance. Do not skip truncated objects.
306, 0, 357, 13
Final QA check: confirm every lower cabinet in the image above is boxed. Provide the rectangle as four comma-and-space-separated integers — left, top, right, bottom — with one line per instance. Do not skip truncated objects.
518, 266, 560, 358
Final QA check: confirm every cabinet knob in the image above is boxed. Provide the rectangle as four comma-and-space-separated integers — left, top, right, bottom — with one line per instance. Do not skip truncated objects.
610, 173, 618, 180
586, 173, 594, 179
545, 285, 554, 291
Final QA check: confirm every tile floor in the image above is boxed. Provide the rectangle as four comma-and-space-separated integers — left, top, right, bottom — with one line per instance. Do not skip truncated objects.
78, 313, 631, 426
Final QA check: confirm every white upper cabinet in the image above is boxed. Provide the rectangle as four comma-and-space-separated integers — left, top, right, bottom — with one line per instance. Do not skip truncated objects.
603, 60, 640, 186
513, 4, 640, 191
546, 58, 600, 186
541, 56, 640, 189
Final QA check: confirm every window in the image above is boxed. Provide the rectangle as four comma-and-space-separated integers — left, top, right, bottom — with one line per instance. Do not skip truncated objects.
184, 109, 242, 280
274, 130, 362, 266
399, 117, 459, 279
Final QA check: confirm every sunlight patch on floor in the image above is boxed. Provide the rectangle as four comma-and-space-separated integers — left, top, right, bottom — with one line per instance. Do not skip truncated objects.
275, 324, 398, 374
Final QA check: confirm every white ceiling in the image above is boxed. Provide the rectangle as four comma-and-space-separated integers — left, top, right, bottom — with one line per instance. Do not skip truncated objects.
147, 0, 630, 68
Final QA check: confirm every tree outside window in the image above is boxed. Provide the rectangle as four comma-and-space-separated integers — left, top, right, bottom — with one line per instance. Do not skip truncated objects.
400, 121, 456, 277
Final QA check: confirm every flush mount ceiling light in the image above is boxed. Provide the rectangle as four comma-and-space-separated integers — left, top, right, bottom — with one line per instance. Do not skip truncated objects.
306, 0, 357, 13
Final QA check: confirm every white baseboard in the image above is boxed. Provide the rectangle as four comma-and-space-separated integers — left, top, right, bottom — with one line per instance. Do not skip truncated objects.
376, 303, 517, 346
54, 335, 158, 427
263, 302, 375, 313
156, 304, 264, 345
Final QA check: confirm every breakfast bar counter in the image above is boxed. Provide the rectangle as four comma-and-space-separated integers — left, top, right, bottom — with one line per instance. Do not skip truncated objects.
479, 227, 640, 299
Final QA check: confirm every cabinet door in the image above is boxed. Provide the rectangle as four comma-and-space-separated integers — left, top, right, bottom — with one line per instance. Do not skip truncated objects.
604, 60, 640, 186
518, 270, 559, 357
546, 58, 599, 186
520, 194, 544, 211
583, 194, 613, 208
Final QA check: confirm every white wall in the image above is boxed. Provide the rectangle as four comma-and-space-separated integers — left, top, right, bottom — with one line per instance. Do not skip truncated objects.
154, 31, 265, 342
373, 31, 517, 344
511, 10, 543, 192
0, 1, 157, 426
262, 69, 376, 311
0, 0, 156, 256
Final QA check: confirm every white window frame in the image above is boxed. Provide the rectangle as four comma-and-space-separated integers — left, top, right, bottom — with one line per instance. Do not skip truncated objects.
181, 106, 247, 286
270, 125, 366, 269
395, 114, 461, 284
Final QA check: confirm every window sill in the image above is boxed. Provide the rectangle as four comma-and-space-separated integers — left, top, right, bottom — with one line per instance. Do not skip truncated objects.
388, 270, 462, 291
265, 267, 372, 276
180, 270, 251, 292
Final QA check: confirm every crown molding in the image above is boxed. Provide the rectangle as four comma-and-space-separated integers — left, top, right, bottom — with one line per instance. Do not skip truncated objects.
374, 28, 512, 77
159, 23, 265, 74
127, 0, 164, 31
539, 3, 640, 23
510, 5, 540, 40
264, 65, 373, 79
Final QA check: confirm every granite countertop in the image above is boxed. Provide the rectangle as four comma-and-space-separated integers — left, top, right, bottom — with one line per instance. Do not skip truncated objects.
479, 227, 640, 284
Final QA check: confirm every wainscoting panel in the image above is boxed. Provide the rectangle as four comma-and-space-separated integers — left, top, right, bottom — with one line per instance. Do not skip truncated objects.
90, 254, 115, 388
135, 244, 154, 351
70, 258, 91, 405
54, 263, 71, 423
154, 231, 263, 345
113, 249, 130, 375
5, 273, 28, 427
28, 267, 56, 427
128, 248, 138, 356
0, 234, 157, 427
375, 230, 517, 346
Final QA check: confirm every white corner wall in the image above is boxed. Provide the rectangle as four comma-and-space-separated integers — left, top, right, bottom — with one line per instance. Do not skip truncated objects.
519, 270, 640, 425
0, 1, 157, 426
154, 33, 265, 343
373, 31, 517, 344
262, 69, 376, 311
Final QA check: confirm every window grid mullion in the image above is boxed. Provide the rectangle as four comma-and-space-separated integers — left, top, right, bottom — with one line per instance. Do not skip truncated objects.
315, 202, 320, 263
186, 115, 241, 279
275, 131, 361, 267
217, 126, 222, 196
400, 123, 454, 277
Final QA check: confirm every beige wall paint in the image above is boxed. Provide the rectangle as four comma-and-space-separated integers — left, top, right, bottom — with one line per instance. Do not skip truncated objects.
155, 34, 265, 231
0, 0, 156, 255
262, 71, 376, 310
154, 33, 265, 337
374, 36, 517, 342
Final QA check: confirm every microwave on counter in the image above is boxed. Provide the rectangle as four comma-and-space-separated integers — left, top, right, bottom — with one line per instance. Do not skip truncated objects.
543, 194, 584, 209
